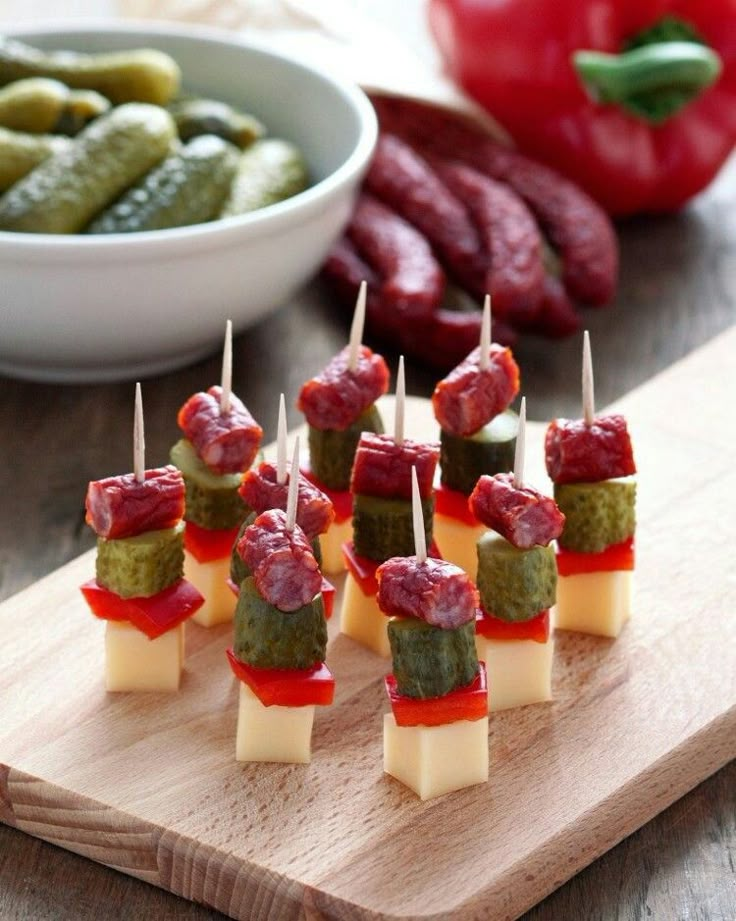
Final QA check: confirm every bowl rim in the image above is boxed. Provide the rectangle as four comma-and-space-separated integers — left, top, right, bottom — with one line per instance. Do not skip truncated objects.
0, 19, 377, 250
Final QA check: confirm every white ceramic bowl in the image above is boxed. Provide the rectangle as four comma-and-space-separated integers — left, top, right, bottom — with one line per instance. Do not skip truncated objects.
0, 23, 377, 382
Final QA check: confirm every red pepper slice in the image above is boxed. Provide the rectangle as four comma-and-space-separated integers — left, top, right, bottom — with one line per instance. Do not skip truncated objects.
80, 578, 204, 640
556, 537, 635, 576
434, 483, 478, 526
226, 648, 335, 707
226, 575, 335, 619
301, 464, 353, 523
343, 540, 442, 598
183, 521, 241, 564
475, 608, 550, 643
385, 664, 487, 727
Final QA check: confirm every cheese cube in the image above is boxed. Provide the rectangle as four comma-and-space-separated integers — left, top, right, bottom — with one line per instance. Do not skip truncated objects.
340, 572, 391, 657
318, 517, 352, 574
105, 620, 185, 692
235, 683, 315, 763
432, 514, 486, 579
184, 551, 236, 627
475, 635, 554, 711
555, 569, 632, 638
383, 713, 489, 800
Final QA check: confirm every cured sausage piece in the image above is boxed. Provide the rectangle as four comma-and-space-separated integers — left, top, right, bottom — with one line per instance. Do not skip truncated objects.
297, 343, 389, 432
545, 414, 636, 485
376, 556, 479, 629
348, 193, 445, 322
365, 134, 487, 294
238, 508, 322, 612
371, 94, 617, 308
238, 461, 335, 539
178, 385, 263, 475
432, 344, 520, 438
469, 472, 565, 549
430, 157, 545, 324
351, 433, 439, 501
85, 465, 185, 540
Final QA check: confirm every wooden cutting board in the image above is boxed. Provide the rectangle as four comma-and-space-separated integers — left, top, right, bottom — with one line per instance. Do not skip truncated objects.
1, 328, 735, 921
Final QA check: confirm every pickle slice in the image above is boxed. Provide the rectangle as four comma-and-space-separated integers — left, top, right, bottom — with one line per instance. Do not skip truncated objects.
555, 478, 636, 553
476, 533, 556, 622
96, 522, 184, 598
352, 493, 433, 562
308, 404, 384, 491
170, 438, 247, 530
440, 408, 518, 496
388, 617, 478, 699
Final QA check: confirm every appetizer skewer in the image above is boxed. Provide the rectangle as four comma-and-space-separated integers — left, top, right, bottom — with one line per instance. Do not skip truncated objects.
341, 358, 440, 657
471, 398, 564, 710
432, 296, 521, 576
81, 383, 204, 692
546, 332, 637, 637
298, 281, 389, 573
379, 468, 489, 800
170, 321, 263, 626
227, 437, 334, 763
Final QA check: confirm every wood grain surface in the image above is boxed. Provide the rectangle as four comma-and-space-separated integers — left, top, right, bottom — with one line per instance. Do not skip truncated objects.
1, 331, 735, 921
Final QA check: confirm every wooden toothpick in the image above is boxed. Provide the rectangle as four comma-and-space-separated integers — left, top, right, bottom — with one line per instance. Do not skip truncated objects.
479, 294, 491, 371
513, 396, 526, 488
411, 467, 427, 564
347, 280, 367, 372
133, 382, 145, 484
394, 355, 405, 446
285, 435, 300, 532
220, 319, 232, 414
276, 393, 287, 485
582, 330, 595, 426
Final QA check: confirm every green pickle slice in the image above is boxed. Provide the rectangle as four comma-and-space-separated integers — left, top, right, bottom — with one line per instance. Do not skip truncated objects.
555, 478, 636, 553
96, 522, 184, 598
476, 533, 557, 622
352, 493, 433, 561
233, 576, 327, 670
308, 404, 384, 491
170, 438, 247, 530
388, 618, 478, 699
440, 408, 519, 496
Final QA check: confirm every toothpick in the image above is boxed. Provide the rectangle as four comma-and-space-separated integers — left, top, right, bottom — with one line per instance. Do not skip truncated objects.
582, 330, 595, 426
133, 382, 145, 484
220, 319, 232, 414
285, 435, 300, 532
347, 280, 367, 372
394, 355, 405, 446
411, 467, 427, 564
513, 396, 526, 488
479, 294, 491, 371
276, 393, 287, 485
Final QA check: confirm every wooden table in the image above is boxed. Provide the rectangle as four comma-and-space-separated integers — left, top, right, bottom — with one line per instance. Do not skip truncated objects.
1, 147, 735, 919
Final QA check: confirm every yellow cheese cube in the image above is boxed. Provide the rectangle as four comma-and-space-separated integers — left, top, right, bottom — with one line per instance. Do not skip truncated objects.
340, 572, 391, 657
235, 683, 315, 763
184, 550, 236, 627
105, 620, 185, 692
318, 517, 352, 574
475, 635, 554, 711
555, 569, 632, 638
432, 514, 486, 579
383, 713, 489, 800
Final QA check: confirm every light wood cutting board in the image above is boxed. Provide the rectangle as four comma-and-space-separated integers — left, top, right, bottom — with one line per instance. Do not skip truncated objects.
1, 328, 735, 921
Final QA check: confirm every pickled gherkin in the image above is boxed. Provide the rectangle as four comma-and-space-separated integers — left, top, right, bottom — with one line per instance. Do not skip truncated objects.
169, 97, 264, 148
233, 576, 327, 670
440, 408, 518, 496
476, 533, 556, 622
308, 404, 384, 491
555, 478, 636, 553
0, 127, 71, 191
96, 522, 184, 598
170, 438, 247, 530
353, 493, 433, 561
221, 138, 308, 217
0, 77, 109, 135
388, 618, 478, 699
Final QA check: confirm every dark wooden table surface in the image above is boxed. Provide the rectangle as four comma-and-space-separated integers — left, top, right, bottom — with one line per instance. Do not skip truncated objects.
1, 156, 734, 920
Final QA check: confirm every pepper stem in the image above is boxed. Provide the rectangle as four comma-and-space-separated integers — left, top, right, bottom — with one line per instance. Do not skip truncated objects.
573, 41, 721, 123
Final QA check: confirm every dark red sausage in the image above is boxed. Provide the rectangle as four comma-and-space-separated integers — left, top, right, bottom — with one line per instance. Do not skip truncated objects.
529, 275, 582, 338
238, 461, 335, 539
298, 344, 390, 432
545, 415, 636, 484
85, 465, 184, 540
432, 344, 520, 437
365, 134, 486, 294
238, 509, 322, 612
376, 556, 478, 629
469, 473, 564, 549
351, 433, 439, 501
178, 385, 263, 475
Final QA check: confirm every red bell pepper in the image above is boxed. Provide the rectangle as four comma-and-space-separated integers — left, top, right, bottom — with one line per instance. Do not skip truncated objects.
428, 0, 736, 215
184, 520, 241, 564
226, 649, 335, 707
434, 483, 479, 527
557, 537, 635, 576
475, 608, 551, 644
80, 578, 204, 640
385, 665, 487, 727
